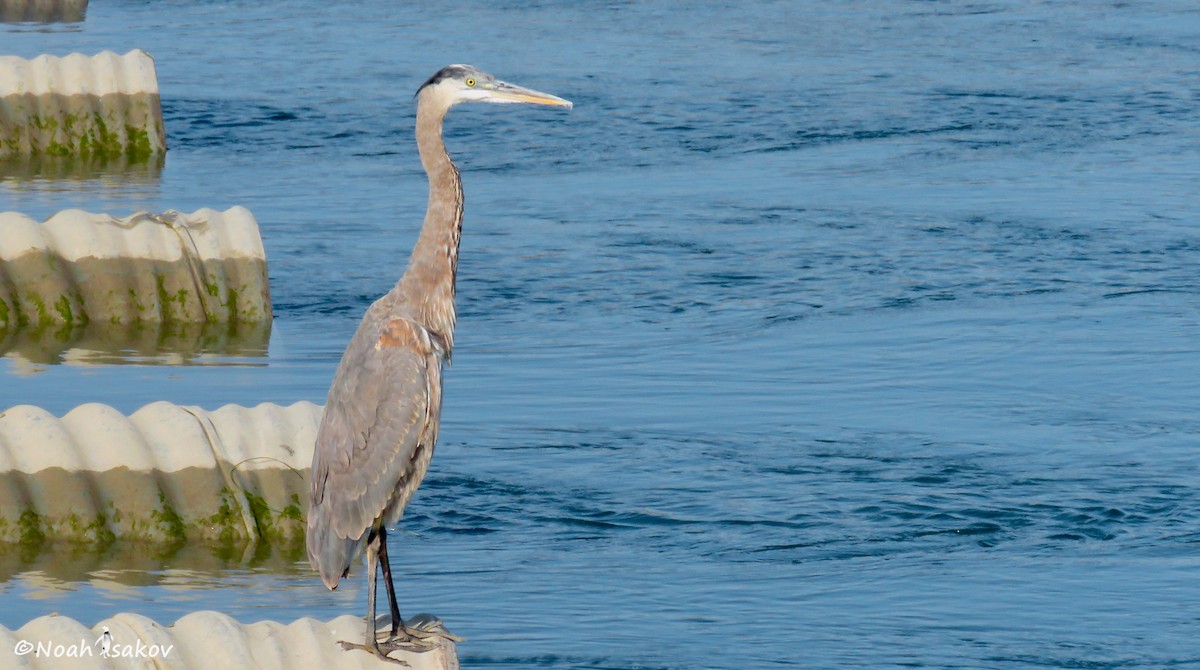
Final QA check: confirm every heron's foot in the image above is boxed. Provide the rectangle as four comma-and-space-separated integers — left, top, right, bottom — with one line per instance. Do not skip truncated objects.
378, 632, 438, 654
380, 621, 449, 654
337, 640, 412, 666
375, 614, 462, 652
398, 613, 465, 644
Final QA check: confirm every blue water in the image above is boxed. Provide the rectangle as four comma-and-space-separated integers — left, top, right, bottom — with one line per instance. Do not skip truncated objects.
3, 2, 1200, 668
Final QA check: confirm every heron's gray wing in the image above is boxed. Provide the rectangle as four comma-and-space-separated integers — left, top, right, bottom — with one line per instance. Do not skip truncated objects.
310, 315, 437, 544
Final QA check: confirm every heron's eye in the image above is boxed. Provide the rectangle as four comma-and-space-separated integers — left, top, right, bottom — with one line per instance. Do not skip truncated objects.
465, 78, 476, 87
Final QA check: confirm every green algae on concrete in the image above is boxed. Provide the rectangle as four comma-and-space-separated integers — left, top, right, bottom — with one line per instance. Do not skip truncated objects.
0, 467, 310, 547
17, 509, 45, 546
0, 93, 165, 159
0, 400, 317, 550
0, 254, 271, 330
0, 0, 88, 24
0, 208, 271, 330
151, 491, 189, 545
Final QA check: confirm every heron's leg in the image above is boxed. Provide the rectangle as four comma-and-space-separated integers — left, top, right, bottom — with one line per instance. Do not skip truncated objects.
378, 526, 406, 638
365, 527, 381, 649
374, 528, 436, 654
338, 527, 410, 665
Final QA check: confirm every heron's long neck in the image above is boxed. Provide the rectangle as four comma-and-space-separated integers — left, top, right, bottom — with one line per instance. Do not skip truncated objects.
396, 101, 463, 353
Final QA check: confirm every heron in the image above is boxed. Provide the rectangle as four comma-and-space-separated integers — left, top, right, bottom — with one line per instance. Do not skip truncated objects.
306, 65, 572, 662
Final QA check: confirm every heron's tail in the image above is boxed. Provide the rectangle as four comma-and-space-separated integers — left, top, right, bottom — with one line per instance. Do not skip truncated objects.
306, 502, 358, 590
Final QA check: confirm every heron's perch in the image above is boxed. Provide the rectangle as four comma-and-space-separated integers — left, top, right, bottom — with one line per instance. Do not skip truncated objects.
0, 611, 459, 669
0, 401, 321, 546
0, 207, 271, 330
0, 49, 163, 158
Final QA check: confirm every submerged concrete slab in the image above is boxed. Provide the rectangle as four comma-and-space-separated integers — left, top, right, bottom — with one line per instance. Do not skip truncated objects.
0, 207, 271, 328
0, 0, 87, 23
0, 50, 163, 158
0, 401, 322, 545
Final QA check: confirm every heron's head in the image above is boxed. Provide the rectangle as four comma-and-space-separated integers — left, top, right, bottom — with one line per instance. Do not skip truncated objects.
416, 64, 572, 113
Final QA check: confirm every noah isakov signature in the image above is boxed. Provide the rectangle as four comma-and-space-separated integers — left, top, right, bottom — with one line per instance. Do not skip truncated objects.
12, 627, 174, 659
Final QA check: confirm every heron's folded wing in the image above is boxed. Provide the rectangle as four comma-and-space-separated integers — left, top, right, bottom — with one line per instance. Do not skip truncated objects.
310, 316, 435, 541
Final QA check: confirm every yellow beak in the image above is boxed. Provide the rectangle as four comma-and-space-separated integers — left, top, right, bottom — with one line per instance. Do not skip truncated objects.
483, 81, 573, 109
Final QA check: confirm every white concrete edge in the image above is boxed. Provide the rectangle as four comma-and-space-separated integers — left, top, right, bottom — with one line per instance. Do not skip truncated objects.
0, 401, 322, 474
0, 49, 158, 97
0, 207, 267, 262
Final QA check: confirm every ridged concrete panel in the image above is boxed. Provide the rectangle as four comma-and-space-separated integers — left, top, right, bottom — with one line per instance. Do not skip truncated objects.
0, 207, 271, 328
0, 401, 323, 545
0, 49, 164, 157
0, 50, 154, 97
0, 612, 458, 669
0, 0, 87, 23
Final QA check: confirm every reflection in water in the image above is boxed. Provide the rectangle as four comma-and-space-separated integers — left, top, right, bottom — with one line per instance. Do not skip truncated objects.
0, 538, 344, 629
0, 0, 86, 23
0, 154, 163, 183
0, 539, 305, 597
0, 319, 270, 369
0, 154, 163, 215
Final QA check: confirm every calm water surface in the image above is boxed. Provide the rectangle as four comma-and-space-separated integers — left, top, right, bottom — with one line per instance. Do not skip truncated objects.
2, 2, 1199, 668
